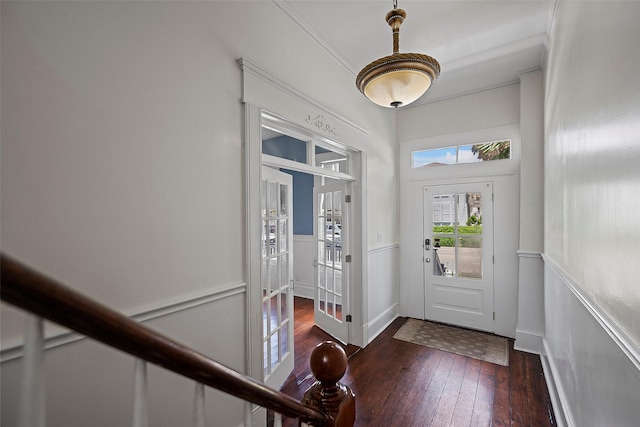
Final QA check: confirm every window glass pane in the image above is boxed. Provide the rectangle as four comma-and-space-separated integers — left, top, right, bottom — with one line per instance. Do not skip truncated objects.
268, 257, 278, 294
318, 193, 325, 216
457, 145, 482, 164
318, 242, 325, 265
435, 245, 455, 277
268, 181, 277, 217
262, 299, 268, 339
261, 220, 268, 257
318, 265, 326, 289
316, 145, 348, 173
278, 220, 287, 252
279, 255, 288, 288
279, 183, 287, 216
461, 192, 482, 231
319, 290, 326, 313
317, 217, 325, 240
270, 295, 278, 334
411, 140, 510, 168
280, 322, 289, 357
459, 237, 482, 279
280, 290, 288, 322
263, 340, 269, 376
270, 334, 279, 369
325, 243, 334, 267
432, 194, 456, 227
470, 140, 511, 161
335, 295, 343, 321
261, 180, 267, 218
262, 128, 308, 164
412, 147, 456, 168
268, 220, 276, 255
261, 259, 268, 297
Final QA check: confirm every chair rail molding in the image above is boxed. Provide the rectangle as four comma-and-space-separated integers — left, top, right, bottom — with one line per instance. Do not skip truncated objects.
1, 282, 247, 362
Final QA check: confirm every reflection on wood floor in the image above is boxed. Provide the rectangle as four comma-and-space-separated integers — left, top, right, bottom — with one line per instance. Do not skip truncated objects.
278, 297, 555, 427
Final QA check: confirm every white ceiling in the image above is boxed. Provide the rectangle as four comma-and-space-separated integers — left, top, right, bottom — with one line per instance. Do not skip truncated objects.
277, 0, 556, 106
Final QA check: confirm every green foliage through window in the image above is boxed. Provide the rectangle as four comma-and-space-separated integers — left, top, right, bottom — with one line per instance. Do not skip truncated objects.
433, 225, 482, 247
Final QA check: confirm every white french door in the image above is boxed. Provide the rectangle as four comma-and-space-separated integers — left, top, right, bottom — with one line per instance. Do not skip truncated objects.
313, 182, 349, 343
261, 167, 294, 388
423, 182, 494, 331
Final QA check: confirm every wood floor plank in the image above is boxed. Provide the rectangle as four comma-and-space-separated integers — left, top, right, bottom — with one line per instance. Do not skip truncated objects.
492, 363, 512, 426
470, 370, 495, 427
450, 357, 481, 426
280, 297, 555, 427
412, 350, 456, 426
429, 354, 468, 427
509, 348, 530, 426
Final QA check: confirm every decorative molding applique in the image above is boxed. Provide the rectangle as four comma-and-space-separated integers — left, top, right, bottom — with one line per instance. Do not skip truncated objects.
305, 114, 339, 136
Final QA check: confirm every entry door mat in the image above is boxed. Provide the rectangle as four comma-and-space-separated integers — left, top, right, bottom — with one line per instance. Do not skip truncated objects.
393, 318, 509, 366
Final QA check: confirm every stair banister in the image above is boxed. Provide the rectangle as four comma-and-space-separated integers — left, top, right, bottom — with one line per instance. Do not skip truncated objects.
1, 254, 355, 426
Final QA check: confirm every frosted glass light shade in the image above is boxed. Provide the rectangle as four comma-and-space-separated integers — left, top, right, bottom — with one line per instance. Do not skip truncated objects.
363, 69, 432, 108
355, 5, 440, 108
356, 53, 441, 108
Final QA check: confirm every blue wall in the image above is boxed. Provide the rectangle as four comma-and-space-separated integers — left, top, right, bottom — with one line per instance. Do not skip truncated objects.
263, 136, 314, 235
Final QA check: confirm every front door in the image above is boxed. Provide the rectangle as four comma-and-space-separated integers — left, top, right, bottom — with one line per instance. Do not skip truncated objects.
261, 167, 294, 388
423, 182, 494, 331
313, 182, 349, 343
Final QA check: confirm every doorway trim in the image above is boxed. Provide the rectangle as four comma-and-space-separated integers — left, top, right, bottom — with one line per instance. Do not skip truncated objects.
239, 58, 369, 400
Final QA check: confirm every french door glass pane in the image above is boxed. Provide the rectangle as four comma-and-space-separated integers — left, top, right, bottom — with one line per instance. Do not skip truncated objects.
280, 323, 289, 357
279, 219, 287, 252
268, 182, 277, 216
279, 183, 287, 216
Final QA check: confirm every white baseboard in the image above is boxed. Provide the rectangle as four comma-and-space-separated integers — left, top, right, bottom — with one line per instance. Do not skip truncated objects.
541, 339, 572, 427
514, 329, 543, 354
364, 303, 399, 345
293, 282, 314, 299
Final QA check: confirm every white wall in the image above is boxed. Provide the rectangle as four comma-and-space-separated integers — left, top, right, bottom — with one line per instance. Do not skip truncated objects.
1, 1, 397, 425
293, 235, 315, 299
514, 70, 545, 353
543, 1, 640, 425
398, 86, 521, 338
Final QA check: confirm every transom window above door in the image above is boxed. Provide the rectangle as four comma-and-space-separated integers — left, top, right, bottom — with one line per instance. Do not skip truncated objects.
262, 127, 349, 175
411, 140, 511, 168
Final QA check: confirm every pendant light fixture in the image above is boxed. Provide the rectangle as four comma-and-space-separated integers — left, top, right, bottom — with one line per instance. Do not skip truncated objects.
356, 0, 441, 108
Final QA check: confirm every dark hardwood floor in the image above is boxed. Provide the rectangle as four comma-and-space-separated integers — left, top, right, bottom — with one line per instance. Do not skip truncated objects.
280, 297, 556, 427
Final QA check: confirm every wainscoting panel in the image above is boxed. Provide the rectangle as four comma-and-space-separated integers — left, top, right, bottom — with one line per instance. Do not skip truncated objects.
364, 244, 400, 345
543, 259, 640, 427
292, 235, 315, 299
515, 251, 544, 354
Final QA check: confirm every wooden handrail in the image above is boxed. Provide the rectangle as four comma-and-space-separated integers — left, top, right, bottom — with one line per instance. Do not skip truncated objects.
0, 254, 330, 426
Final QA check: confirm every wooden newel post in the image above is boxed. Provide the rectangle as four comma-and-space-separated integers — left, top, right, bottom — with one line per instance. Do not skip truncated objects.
301, 341, 355, 427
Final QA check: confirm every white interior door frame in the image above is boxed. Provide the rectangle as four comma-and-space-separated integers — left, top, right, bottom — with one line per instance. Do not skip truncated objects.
240, 59, 371, 426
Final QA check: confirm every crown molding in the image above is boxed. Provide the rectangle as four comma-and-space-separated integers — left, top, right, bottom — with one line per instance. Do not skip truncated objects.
271, 0, 357, 76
